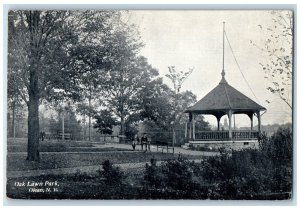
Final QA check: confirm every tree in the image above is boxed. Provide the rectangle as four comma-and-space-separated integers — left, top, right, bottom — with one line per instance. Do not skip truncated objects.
139, 78, 205, 144
139, 78, 174, 130
47, 102, 82, 140
251, 11, 293, 109
8, 10, 117, 160
76, 102, 97, 141
93, 110, 118, 141
100, 21, 159, 140
194, 115, 211, 131
165, 66, 193, 144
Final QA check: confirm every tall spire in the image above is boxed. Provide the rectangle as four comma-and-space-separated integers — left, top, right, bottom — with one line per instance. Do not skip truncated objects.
220, 22, 227, 84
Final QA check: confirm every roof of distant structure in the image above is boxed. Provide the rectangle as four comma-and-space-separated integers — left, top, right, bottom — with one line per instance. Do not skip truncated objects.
185, 75, 266, 115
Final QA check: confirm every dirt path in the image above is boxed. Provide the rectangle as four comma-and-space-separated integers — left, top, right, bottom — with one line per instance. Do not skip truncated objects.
93, 142, 219, 157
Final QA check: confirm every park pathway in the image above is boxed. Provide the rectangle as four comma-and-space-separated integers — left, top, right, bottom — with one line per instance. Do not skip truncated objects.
91, 142, 219, 157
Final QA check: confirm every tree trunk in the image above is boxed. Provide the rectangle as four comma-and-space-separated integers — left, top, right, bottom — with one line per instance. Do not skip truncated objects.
27, 11, 40, 161
83, 114, 86, 141
62, 106, 64, 141
120, 115, 125, 143
12, 100, 16, 139
172, 127, 176, 146
27, 68, 40, 161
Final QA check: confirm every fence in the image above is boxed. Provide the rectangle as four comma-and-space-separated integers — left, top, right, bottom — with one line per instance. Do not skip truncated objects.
147, 130, 186, 145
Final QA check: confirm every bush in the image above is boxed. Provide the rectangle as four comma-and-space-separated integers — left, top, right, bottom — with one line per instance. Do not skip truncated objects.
142, 156, 208, 199
143, 158, 166, 188
200, 126, 293, 199
99, 160, 125, 185
259, 127, 292, 166
73, 169, 93, 182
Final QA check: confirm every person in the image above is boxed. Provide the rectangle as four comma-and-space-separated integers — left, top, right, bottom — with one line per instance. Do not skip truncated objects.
146, 136, 151, 151
132, 134, 138, 150
141, 133, 148, 152
40, 131, 45, 141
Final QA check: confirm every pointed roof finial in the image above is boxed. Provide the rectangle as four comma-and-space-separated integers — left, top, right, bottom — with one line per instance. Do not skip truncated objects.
220, 21, 227, 84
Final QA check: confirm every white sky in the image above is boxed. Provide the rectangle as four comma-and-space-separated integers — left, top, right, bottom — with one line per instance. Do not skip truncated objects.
128, 10, 293, 127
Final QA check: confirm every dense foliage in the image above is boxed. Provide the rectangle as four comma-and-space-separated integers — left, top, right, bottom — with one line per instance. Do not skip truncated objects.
142, 127, 292, 199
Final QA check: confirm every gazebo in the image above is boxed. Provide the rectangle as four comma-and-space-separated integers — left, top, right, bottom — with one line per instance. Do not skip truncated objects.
184, 23, 266, 149
185, 71, 266, 143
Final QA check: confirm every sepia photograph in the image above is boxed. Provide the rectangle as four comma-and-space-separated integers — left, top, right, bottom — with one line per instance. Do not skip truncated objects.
5, 9, 293, 200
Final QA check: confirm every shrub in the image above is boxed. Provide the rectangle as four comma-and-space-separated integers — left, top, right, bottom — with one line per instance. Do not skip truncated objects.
73, 169, 91, 182
143, 158, 166, 188
99, 160, 125, 185
260, 127, 292, 166
142, 156, 207, 199
201, 126, 293, 199
162, 155, 201, 191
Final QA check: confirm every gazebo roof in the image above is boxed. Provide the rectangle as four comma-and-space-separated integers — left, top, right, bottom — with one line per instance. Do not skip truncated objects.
185, 77, 266, 115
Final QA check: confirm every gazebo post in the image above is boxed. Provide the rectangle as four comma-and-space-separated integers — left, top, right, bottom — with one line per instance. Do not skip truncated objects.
256, 111, 261, 133
247, 113, 254, 131
250, 114, 253, 131
228, 110, 233, 139
216, 115, 221, 131
192, 113, 195, 140
189, 113, 192, 139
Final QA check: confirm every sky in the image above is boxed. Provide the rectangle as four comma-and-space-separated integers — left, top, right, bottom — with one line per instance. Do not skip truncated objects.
127, 10, 293, 127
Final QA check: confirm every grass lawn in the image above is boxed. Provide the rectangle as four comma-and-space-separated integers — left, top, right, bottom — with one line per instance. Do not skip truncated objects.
7, 145, 131, 153
7, 138, 102, 152
6, 138, 203, 199
7, 151, 190, 171
7, 138, 203, 171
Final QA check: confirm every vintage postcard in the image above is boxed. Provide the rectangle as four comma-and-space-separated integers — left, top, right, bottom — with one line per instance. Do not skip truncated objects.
6, 9, 293, 200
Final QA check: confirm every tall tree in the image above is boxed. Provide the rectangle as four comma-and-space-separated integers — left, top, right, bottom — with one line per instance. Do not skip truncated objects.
251, 11, 293, 109
140, 82, 203, 144
165, 66, 193, 144
76, 102, 96, 141
93, 110, 118, 141
99, 22, 159, 140
139, 78, 174, 129
7, 68, 26, 139
8, 10, 116, 160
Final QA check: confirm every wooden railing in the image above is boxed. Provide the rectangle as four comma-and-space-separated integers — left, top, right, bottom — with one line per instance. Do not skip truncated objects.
232, 130, 259, 139
195, 131, 229, 140
194, 130, 258, 140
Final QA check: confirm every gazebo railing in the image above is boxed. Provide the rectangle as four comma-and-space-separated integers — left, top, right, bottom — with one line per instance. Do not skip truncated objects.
232, 130, 259, 139
195, 131, 229, 140
193, 130, 259, 140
